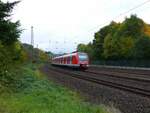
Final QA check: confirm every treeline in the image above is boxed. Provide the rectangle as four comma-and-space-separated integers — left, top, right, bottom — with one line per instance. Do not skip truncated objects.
0, 1, 49, 88
77, 15, 150, 63
0, 1, 23, 76
22, 43, 49, 62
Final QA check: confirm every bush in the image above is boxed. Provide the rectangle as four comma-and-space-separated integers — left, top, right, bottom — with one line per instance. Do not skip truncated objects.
0, 41, 27, 89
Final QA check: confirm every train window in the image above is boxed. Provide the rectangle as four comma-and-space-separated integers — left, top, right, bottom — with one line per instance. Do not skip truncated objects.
78, 53, 88, 61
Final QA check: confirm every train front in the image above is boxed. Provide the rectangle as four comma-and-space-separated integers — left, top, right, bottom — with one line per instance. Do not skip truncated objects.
78, 52, 89, 70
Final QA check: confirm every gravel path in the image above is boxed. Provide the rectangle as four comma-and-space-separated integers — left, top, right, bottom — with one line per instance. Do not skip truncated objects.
40, 64, 150, 113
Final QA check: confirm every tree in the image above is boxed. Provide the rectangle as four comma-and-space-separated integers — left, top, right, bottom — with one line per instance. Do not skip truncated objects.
117, 15, 144, 38
77, 15, 150, 62
0, 1, 21, 45
133, 36, 150, 59
0, 1, 21, 80
92, 21, 120, 59
77, 43, 94, 60
144, 24, 150, 36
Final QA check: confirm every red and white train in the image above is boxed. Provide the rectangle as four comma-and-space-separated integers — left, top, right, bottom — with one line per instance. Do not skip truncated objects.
52, 52, 89, 70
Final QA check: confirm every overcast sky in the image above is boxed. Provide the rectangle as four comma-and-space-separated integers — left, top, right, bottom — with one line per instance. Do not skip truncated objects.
3, 0, 150, 53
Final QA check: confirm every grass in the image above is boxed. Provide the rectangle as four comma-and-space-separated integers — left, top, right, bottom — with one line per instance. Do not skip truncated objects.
0, 63, 112, 113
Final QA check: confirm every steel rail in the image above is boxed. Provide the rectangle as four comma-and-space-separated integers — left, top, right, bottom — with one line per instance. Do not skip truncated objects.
90, 67, 150, 77
49, 66, 150, 98
85, 70, 150, 83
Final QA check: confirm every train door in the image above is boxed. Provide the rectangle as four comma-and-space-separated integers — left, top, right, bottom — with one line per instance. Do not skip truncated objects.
67, 57, 70, 64
72, 55, 78, 64
60, 58, 61, 64
70, 56, 72, 64
64, 57, 66, 64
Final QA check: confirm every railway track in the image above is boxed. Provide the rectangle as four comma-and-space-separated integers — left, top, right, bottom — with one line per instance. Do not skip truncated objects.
49, 66, 150, 98
90, 66, 150, 77
85, 70, 150, 83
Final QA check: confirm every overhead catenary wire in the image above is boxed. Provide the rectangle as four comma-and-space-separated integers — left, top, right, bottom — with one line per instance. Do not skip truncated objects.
74, 0, 150, 49
88, 0, 150, 32
49, 0, 150, 53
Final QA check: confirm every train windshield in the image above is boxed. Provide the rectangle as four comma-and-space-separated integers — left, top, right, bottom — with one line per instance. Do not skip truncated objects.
78, 53, 88, 61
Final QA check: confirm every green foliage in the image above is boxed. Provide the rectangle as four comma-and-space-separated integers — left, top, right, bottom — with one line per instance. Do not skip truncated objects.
38, 49, 49, 62
0, 63, 110, 113
77, 44, 88, 52
22, 43, 49, 62
133, 35, 150, 59
0, 42, 13, 88
0, 1, 19, 19
117, 15, 144, 38
103, 36, 135, 59
93, 22, 118, 59
0, 1, 21, 45
119, 37, 134, 58
0, 42, 12, 72
77, 43, 94, 60
77, 15, 150, 61
144, 24, 150, 36
103, 34, 114, 59
0, 1, 24, 88
0, 41, 25, 86
102, 15, 147, 59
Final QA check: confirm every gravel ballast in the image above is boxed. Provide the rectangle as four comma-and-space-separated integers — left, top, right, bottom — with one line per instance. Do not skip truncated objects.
41, 65, 150, 113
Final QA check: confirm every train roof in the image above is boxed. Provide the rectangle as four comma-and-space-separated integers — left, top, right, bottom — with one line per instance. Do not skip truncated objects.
52, 52, 87, 59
